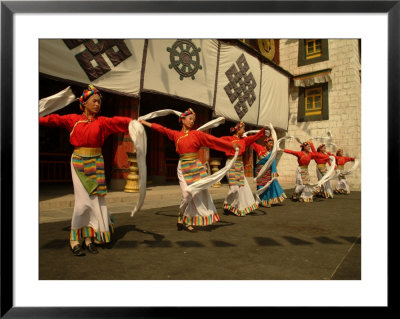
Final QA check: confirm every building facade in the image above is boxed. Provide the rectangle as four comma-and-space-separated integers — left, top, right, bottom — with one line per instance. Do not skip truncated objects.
276, 39, 361, 190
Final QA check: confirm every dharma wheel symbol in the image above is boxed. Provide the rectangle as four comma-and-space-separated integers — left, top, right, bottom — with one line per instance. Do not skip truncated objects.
167, 39, 202, 80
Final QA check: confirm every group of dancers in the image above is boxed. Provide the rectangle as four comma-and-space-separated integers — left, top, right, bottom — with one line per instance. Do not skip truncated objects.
39, 84, 357, 256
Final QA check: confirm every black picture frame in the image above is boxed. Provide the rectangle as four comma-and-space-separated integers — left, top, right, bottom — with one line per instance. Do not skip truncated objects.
1, 1, 394, 317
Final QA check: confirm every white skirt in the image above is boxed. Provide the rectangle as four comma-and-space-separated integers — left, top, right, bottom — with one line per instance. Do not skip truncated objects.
294, 166, 315, 203
316, 167, 334, 198
223, 158, 258, 216
70, 160, 113, 243
177, 161, 220, 226
335, 171, 351, 194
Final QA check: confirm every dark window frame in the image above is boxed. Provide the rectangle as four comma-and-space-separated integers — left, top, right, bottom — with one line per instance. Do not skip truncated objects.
297, 82, 329, 122
298, 39, 329, 66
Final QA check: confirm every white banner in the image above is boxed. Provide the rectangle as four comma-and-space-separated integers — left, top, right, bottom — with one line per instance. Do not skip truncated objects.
258, 63, 289, 129
39, 39, 144, 96
142, 39, 218, 107
214, 42, 261, 125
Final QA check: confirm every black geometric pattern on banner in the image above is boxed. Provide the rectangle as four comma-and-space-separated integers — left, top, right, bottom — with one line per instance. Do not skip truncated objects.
224, 53, 257, 120
63, 39, 132, 81
167, 39, 202, 80
63, 39, 85, 49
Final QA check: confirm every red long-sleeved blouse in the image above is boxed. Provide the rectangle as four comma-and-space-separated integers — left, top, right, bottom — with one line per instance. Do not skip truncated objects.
39, 113, 131, 147
283, 147, 330, 166
335, 155, 355, 166
151, 123, 235, 154
251, 142, 267, 157
310, 143, 333, 165
220, 129, 266, 156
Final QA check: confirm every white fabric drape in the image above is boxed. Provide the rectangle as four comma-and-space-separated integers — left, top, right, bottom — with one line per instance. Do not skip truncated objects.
341, 159, 359, 176
325, 159, 359, 184
138, 109, 182, 121
306, 156, 336, 188
39, 86, 77, 116
196, 117, 225, 132
310, 131, 337, 149
184, 148, 239, 204
128, 120, 147, 217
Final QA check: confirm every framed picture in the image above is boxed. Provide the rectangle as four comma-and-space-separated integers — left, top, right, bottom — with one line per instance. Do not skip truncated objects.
1, 0, 394, 316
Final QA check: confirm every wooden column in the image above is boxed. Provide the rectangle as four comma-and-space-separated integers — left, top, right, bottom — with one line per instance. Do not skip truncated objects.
243, 145, 254, 177
110, 96, 139, 191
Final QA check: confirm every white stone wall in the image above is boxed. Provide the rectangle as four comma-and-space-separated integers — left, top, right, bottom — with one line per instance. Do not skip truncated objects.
277, 39, 361, 191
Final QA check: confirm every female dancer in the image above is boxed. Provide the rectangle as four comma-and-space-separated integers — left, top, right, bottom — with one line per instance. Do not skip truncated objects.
311, 143, 335, 198
39, 84, 133, 256
251, 137, 286, 207
139, 108, 239, 232
334, 148, 355, 194
220, 122, 265, 216
282, 141, 329, 203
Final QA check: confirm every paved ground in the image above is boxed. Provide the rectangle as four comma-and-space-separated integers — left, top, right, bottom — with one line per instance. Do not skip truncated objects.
39, 183, 361, 280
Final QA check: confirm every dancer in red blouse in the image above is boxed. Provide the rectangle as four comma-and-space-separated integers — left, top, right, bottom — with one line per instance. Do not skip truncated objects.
39, 85, 132, 256
311, 143, 335, 198
283, 141, 329, 203
251, 137, 286, 207
220, 122, 265, 216
333, 148, 355, 194
140, 108, 239, 232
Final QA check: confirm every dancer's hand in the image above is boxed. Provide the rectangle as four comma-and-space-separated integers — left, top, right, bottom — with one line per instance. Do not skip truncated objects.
139, 120, 152, 128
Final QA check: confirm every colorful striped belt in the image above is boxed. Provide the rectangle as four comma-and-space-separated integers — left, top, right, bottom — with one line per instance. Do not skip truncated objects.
317, 164, 326, 168
228, 155, 243, 161
73, 147, 102, 157
180, 152, 198, 161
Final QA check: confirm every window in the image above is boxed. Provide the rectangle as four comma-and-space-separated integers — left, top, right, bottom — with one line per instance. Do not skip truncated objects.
297, 83, 329, 122
305, 87, 323, 116
306, 40, 322, 59
298, 39, 329, 66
